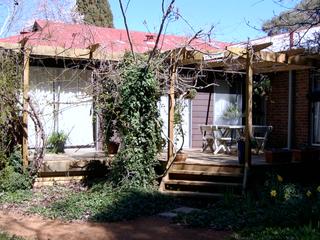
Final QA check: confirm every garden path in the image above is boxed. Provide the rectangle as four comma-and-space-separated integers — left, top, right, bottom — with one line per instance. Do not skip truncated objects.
0, 210, 230, 240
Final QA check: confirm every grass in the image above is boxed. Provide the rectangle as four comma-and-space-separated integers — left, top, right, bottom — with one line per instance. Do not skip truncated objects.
0, 231, 24, 240
230, 225, 320, 240
173, 177, 320, 239
30, 185, 177, 221
1, 183, 179, 222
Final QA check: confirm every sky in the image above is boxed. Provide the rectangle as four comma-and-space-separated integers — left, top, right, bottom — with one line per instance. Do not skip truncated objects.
0, 0, 299, 43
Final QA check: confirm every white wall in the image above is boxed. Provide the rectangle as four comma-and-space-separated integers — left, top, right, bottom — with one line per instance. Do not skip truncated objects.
158, 96, 191, 150
29, 66, 93, 147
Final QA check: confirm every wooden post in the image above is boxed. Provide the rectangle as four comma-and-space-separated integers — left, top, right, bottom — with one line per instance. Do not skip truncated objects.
22, 48, 30, 169
167, 62, 176, 163
245, 48, 253, 167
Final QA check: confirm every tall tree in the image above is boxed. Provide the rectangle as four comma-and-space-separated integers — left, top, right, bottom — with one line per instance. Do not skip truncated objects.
262, 0, 320, 35
76, 0, 114, 27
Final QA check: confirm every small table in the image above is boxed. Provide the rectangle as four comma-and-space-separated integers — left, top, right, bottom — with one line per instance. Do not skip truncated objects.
213, 125, 245, 154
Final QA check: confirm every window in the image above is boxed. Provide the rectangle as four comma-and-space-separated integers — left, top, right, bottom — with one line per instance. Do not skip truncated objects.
311, 70, 320, 145
313, 102, 320, 145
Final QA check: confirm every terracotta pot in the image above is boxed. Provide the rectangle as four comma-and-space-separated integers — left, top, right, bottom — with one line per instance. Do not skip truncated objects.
107, 142, 119, 154
175, 152, 188, 162
292, 148, 319, 162
264, 149, 292, 163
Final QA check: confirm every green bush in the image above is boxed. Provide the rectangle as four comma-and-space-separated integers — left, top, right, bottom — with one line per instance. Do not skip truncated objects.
0, 166, 32, 192
232, 225, 320, 240
0, 147, 32, 192
0, 231, 24, 240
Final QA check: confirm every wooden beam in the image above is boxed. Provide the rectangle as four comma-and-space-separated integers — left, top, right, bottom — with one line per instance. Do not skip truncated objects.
252, 42, 272, 52
245, 48, 253, 167
0, 42, 122, 61
22, 48, 31, 169
167, 61, 176, 163
255, 51, 287, 63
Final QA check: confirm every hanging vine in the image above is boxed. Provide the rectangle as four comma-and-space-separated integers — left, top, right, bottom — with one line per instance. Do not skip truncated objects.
99, 54, 163, 187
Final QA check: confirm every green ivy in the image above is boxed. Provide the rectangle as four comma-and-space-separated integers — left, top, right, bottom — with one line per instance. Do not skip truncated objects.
103, 55, 163, 187
0, 50, 22, 160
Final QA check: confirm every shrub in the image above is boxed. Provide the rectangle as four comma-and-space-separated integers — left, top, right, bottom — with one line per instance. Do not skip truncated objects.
0, 147, 32, 192
0, 231, 24, 240
232, 225, 320, 240
0, 166, 32, 192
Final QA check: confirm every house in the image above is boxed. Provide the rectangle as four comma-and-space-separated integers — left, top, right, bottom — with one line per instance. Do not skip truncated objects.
0, 19, 227, 150
188, 26, 320, 150
230, 26, 320, 149
1, 20, 318, 155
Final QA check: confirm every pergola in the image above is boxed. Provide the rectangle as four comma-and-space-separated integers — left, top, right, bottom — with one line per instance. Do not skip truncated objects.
1, 39, 319, 188
165, 43, 319, 190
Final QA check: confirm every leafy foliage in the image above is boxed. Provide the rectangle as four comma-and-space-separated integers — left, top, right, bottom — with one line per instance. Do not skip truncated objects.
0, 147, 32, 192
0, 50, 22, 159
175, 175, 320, 235
262, 0, 320, 35
232, 225, 320, 240
0, 231, 25, 240
0, 166, 32, 192
76, 0, 114, 27
100, 55, 163, 187
29, 185, 175, 221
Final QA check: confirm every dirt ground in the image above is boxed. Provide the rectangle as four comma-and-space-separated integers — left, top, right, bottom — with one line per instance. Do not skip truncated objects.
0, 210, 230, 240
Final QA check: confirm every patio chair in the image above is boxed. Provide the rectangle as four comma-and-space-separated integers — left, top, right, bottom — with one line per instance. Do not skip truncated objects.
200, 125, 215, 153
212, 125, 232, 155
253, 126, 273, 154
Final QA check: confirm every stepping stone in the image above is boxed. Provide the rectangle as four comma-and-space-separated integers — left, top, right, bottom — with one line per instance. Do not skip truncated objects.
158, 206, 199, 219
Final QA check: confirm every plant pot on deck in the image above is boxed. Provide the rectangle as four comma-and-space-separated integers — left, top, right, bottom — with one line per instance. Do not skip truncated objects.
292, 148, 320, 162
264, 149, 292, 163
106, 142, 119, 154
175, 151, 188, 162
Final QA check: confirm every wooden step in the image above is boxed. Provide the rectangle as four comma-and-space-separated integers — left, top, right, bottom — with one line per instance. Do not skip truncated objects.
160, 189, 225, 198
168, 169, 243, 182
33, 176, 84, 187
172, 162, 243, 174
164, 179, 242, 187
164, 179, 242, 194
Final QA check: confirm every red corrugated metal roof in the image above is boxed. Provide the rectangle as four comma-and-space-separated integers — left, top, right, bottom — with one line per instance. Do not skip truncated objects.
0, 20, 228, 55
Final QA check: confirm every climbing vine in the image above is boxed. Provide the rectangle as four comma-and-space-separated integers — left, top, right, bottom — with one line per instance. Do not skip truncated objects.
0, 49, 22, 165
97, 54, 163, 187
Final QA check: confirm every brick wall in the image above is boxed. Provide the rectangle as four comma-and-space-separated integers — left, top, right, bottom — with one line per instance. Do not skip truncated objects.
294, 70, 310, 146
266, 71, 289, 148
191, 92, 213, 148
266, 70, 310, 148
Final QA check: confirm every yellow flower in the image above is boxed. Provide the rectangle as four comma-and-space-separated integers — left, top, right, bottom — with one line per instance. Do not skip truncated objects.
277, 175, 283, 182
270, 190, 277, 198
306, 190, 312, 198
317, 186, 320, 193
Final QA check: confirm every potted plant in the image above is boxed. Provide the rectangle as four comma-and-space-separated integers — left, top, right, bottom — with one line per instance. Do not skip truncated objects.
223, 102, 242, 125
47, 131, 68, 154
264, 148, 292, 163
292, 145, 319, 162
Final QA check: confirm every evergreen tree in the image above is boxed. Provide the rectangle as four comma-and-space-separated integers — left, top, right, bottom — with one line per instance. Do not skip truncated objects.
76, 0, 114, 27
262, 0, 320, 35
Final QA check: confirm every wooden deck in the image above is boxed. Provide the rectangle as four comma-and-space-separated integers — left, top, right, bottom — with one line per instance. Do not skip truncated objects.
159, 148, 266, 166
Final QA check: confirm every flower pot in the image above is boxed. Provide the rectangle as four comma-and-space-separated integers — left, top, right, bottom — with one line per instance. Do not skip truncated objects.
107, 142, 119, 154
264, 149, 292, 163
56, 142, 65, 153
292, 148, 319, 162
175, 152, 188, 162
